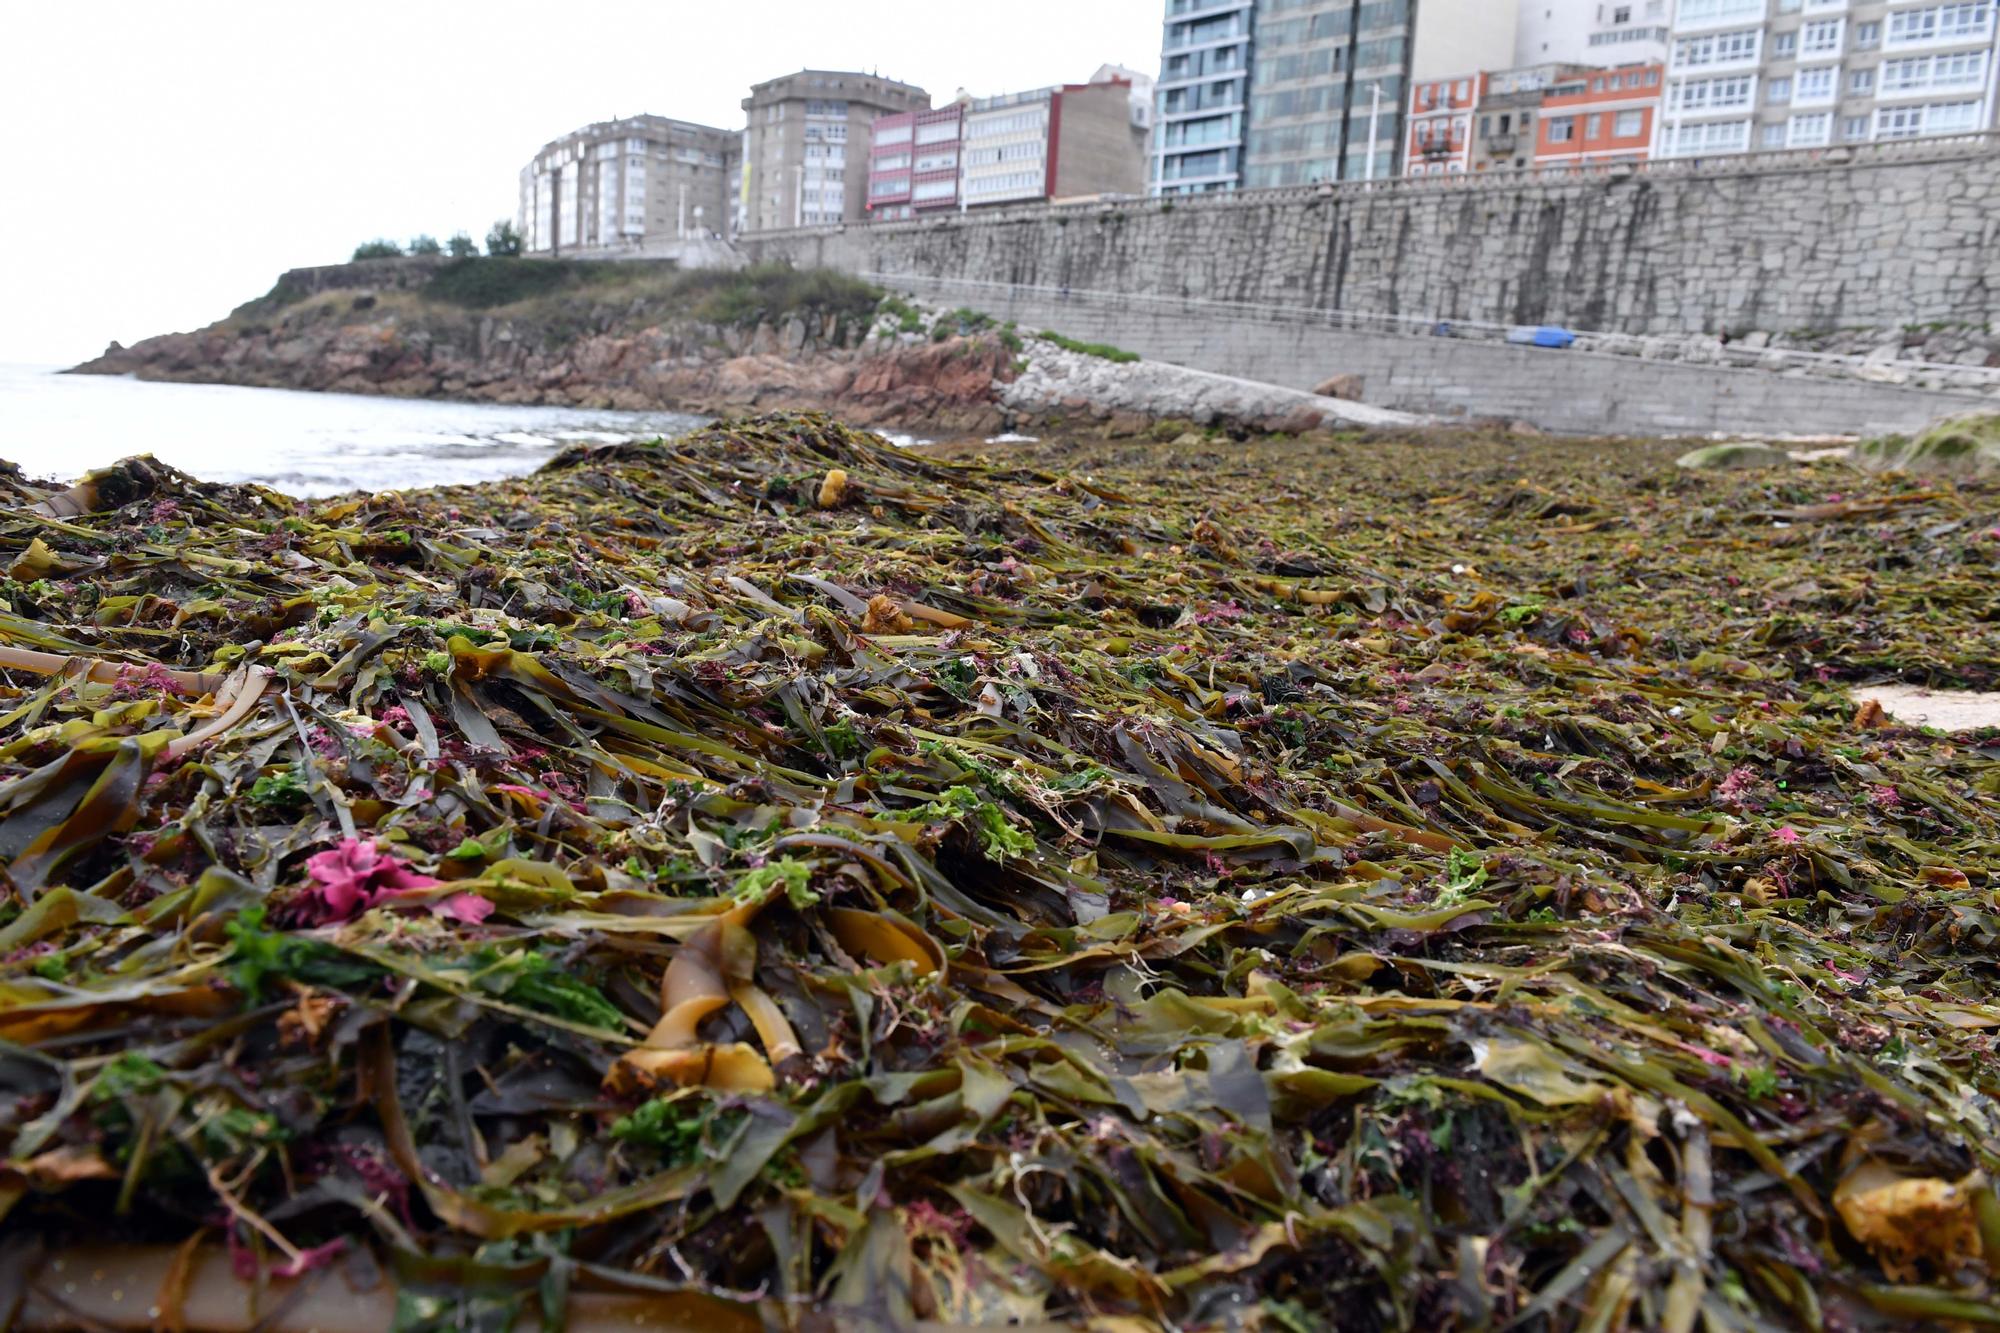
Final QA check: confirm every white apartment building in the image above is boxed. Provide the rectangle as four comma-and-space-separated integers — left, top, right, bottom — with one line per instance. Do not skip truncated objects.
1518, 1, 1672, 63
518, 116, 737, 256
959, 76, 1150, 209
963, 92, 1055, 207
1658, 0, 1999, 157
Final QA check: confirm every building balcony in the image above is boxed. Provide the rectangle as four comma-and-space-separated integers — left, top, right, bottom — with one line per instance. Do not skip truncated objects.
1486, 132, 1519, 152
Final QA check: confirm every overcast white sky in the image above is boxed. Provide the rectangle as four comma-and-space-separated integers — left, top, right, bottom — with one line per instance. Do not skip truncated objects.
0, 0, 1161, 366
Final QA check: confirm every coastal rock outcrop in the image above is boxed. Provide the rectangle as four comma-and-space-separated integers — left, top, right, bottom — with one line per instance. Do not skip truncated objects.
72, 258, 1407, 438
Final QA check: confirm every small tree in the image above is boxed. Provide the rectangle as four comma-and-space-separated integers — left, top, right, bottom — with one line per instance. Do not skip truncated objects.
352, 239, 403, 260
446, 231, 478, 259
485, 219, 523, 258
408, 234, 443, 256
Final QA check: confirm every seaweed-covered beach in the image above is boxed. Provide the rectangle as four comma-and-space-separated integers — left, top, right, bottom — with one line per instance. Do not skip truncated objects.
0, 417, 1995, 1329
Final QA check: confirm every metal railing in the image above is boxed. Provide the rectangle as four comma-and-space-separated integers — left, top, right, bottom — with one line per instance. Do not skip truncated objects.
863, 273, 2000, 397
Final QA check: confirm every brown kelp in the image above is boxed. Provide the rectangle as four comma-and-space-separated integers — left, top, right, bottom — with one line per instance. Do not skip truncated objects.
0, 418, 1995, 1330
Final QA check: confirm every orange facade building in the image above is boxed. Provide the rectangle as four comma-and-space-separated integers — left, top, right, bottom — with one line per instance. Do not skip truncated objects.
1533, 63, 1664, 166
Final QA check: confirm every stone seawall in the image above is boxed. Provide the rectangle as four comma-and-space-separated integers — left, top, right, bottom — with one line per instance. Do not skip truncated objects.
270, 257, 451, 298
742, 138, 2000, 340
872, 277, 1995, 437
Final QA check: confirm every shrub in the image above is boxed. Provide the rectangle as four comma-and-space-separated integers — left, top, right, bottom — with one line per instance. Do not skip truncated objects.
446, 232, 478, 259
485, 219, 524, 258
1039, 330, 1141, 364
423, 257, 620, 309
675, 263, 880, 328
351, 239, 403, 260
408, 235, 443, 256
878, 294, 925, 334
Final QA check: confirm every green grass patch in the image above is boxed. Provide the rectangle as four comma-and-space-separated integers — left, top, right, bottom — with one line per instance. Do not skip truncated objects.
674, 263, 882, 328
1039, 331, 1141, 364
878, 295, 925, 333
423, 257, 627, 310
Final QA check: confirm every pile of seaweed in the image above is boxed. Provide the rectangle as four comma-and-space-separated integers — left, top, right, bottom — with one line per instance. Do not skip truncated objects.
0, 415, 1995, 1330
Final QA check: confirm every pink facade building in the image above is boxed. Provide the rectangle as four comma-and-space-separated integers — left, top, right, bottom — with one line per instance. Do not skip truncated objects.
1406, 72, 1486, 174
867, 105, 964, 219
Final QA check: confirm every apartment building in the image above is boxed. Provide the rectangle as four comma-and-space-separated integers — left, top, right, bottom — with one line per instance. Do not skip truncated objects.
1407, 59, 1652, 174
1154, 0, 1253, 191
1153, 0, 1522, 194
873, 75, 1149, 214
1091, 62, 1160, 133
1406, 73, 1484, 172
741, 70, 929, 231
518, 117, 737, 256
867, 106, 965, 219
1518, 1, 1671, 63
1535, 61, 1664, 163
1659, 0, 2000, 158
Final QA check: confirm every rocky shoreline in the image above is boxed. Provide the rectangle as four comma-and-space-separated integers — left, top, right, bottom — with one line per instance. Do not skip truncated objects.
72, 259, 1416, 439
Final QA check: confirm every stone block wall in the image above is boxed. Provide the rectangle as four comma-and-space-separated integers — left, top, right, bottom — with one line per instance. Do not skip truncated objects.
742, 139, 2000, 339
879, 277, 1993, 437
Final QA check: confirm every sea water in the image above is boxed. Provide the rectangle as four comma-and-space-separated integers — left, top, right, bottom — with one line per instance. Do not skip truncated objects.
0, 363, 711, 498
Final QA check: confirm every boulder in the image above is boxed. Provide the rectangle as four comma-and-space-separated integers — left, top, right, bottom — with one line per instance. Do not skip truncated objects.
1274, 406, 1324, 435
1850, 413, 2000, 478
1313, 373, 1364, 400
1675, 442, 1792, 471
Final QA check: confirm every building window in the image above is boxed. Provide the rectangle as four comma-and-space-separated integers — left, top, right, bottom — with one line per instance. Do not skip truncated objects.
1888, 3, 1996, 47
1801, 18, 1845, 55
1675, 0, 1765, 24
1664, 118, 1751, 155
1849, 68, 1875, 94
1614, 109, 1645, 136
1789, 112, 1832, 145
1674, 28, 1761, 68
1875, 99, 1982, 138
1771, 32, 1797, 57
1548, 116, 1577, 141
1762, 123, 1789, 147
1876, 105, 1924, 137
1585, 113, 1603, 138
1844, 115, 1872, 140
1796, 66, 1837, 102
1767, 76, 1793, 102
1881, 50, 1990, 92
1855, 20, 1881, 47
1670, 74, 1756, 112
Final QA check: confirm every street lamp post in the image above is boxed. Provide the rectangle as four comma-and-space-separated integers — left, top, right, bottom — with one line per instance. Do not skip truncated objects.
1366, 83, 1382, 183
